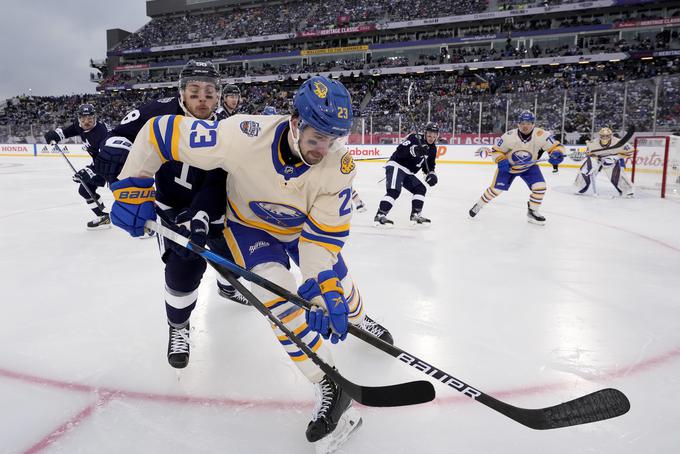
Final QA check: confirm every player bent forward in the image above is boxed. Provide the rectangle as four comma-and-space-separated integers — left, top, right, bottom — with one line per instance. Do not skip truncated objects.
109, 76, 395, 452
469, 111, 565, 225
574, 127, 634, 197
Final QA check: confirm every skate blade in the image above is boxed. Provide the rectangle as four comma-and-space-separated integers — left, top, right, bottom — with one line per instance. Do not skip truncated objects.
410, 221, 431, 227
86, 224, 112, 231
373, 222, 394, 229
355, 206, 367, 213
527, 218, 546, 226
313, 407, 362, 454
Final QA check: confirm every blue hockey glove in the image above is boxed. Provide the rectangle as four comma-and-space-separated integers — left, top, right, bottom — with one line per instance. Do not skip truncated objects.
298, 270, 349, 344
548, 150, 565, 166
111, 177, 156, 237
95, 136, 132, 184
169, 210, 209, 260
497, 158, 511, 172
425, 172, 438, 187
73, 166, 96, 184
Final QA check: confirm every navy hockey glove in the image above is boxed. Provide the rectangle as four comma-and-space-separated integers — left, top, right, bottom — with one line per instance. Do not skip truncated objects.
548, 150, 565, 166
298, 270, 349, 344
169, 210, 209, 260
415, 144, 429, 157
497, 158, 510, 172
44, 130, 61, 144
95, 136, 132, 183
425, 172, 438, 187
73, 166, 96, 184
111, 177, 156, 237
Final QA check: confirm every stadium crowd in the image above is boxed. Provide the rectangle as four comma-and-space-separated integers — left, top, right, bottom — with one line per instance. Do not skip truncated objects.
3, 56, 678, 144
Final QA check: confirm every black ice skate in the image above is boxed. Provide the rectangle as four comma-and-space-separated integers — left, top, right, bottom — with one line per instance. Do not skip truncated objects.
469, 202, 483, 218
167, 322, 190, 369
358, 315, 394, 345
218, 283, 250, 306
373, 212, 394, 227
306, 374, 362, 454
353, 199, 367, 213
410, 211, 431, 225
86, 213, 111, 230
527, 202, 546, 226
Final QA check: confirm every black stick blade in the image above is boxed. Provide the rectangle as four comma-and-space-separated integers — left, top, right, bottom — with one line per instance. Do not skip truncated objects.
345, 380, 436, 407
528, 388, 631, 430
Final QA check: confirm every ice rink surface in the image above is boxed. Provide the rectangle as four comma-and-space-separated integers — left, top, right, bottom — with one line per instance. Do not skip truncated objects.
1, 156, 679, 453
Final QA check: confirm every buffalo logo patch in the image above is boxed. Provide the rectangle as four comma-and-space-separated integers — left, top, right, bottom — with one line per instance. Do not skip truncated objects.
341, 152, 355, 174
240, 121, 261, 137
313, 81, 328, 99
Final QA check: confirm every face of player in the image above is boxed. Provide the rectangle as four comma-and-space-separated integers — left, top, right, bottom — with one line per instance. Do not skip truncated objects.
518, 121, 534, 135
425, 131, 438, 145
79, 115, 96, 131
182, 81, 219, 119
291, 117, 338, 165
224, 94, 239, 112
600, 134, 612, 145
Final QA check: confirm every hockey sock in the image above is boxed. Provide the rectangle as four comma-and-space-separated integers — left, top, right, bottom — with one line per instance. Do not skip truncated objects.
480, 186, 501, 205
165, 285, 197, 326
529, 183, 546, 209
411, 195, 425, 213
378, 197, 394, 214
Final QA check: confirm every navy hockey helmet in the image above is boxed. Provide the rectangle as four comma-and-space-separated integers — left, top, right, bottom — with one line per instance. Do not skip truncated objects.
77, 103, 96, 118
293, 75, 352, 137
179, 60, 221, 91
518, 110, 536, 123
424, 122, 440, 133
262, 106, 277, 115
223, 84, 241, 97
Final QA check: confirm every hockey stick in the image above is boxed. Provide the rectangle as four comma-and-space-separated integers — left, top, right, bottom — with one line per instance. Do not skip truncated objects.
145, 219, 436, 408
153, 222, 631, 429
53, 143, 106, 212
586, 127, 635, 154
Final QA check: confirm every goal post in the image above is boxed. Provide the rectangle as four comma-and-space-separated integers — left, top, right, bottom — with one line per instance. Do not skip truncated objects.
632, 135, 680, 198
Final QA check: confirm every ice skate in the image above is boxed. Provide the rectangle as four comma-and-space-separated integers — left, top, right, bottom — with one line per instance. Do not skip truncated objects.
527, 202, 546, 226
86, 213, 111, 230
307, 374, 362, 454
373, 212, 394, 227
469, 202, 482, 218
167, 322, 190, 369
410, 211, 431, 225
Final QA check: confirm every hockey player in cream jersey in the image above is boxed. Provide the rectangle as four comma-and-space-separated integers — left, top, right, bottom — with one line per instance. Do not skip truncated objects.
469, 111, 565, 225
110, 76, 392, 451
574, 127, 634, 197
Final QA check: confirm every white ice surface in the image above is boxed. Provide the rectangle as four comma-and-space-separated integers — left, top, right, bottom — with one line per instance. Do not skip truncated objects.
1, 157, 679, 453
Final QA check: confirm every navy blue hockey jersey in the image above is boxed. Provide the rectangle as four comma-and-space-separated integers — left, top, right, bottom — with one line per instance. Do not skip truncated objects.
106, 96, 227, 229
58, 121, 109, 159
390, 133, 437, 174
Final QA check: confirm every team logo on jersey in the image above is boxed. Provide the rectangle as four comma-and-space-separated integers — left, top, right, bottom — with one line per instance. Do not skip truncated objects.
249, 201, 306, 228
340, 152, 355, 174
240, 121, 261, 137
313, 81, 328, 99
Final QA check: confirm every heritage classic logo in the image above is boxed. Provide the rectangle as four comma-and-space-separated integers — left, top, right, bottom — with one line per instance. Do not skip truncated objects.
239, 121, 261, 137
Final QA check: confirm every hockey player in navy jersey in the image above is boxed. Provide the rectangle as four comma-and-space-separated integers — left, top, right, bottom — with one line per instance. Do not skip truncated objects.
374, 122, 439, 226
95, 60, 248, 368
44, 103, 111, 230
215, 84, 241, 120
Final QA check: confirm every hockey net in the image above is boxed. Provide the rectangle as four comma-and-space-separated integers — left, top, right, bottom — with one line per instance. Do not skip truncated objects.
632, 135, 680, 198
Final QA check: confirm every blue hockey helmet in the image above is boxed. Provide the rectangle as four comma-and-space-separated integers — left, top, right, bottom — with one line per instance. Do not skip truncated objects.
293, 76, 352, 137
518, 110, 535, 123
77, 103, 96, 118
262, 106, 277, 115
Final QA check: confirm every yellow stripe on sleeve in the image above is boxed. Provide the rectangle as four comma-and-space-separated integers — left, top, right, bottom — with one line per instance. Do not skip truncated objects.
170, 115, 183, 161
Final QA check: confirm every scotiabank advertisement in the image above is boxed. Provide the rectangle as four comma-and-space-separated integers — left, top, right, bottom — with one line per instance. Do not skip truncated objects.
347, 144, 491, 163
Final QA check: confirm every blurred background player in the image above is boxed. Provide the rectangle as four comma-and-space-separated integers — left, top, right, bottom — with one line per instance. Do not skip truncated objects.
44, 103, 111, 230
95, 60, 248, 369
110, 75, 395, 451
468, 111, 565, 225
374, 122, 439, 226
574, 127, 634, 197
262, 105, 277, 115
216, 84, 241, 120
